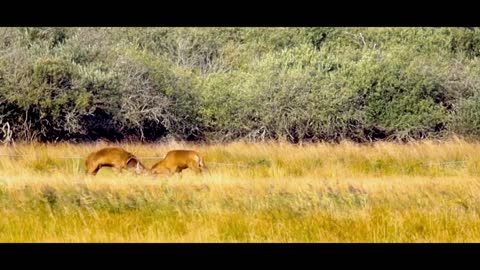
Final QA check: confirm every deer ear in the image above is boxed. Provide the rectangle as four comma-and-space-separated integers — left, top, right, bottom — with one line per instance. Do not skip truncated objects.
126, 157, 137, 166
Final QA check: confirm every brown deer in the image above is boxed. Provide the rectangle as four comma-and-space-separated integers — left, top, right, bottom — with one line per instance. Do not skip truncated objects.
85, 147, 147, 176
150, 150, 206, 176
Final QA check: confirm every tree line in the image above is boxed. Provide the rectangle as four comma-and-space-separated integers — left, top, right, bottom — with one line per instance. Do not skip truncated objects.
1, 27, 480, 143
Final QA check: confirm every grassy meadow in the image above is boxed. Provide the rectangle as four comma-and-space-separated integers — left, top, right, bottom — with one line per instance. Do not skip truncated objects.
1, 139, 480, 242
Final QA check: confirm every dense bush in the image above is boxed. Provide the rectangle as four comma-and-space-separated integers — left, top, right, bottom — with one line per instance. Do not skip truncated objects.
1, 27, 480, 143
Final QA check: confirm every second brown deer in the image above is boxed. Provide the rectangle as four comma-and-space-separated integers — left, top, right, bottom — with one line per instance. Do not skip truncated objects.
150, 150, 206, 176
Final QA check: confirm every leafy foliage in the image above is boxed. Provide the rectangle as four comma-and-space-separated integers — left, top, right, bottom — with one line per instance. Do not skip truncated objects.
1, 27, 480, 143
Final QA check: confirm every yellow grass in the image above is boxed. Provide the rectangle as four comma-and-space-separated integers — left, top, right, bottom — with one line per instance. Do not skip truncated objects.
1, 138, 480, 242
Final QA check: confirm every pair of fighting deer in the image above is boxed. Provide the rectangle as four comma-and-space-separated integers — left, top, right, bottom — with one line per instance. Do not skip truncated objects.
85, 147, 206, 176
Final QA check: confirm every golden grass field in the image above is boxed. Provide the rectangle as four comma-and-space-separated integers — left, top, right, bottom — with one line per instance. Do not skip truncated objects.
1, 138, 480, 242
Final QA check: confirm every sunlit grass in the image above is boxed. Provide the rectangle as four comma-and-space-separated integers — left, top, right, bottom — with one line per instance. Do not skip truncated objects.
0, 138, 479, 242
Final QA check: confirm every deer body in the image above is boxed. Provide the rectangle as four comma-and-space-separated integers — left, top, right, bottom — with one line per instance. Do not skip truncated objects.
151, 150, 205, 176
85, 147, 146, 175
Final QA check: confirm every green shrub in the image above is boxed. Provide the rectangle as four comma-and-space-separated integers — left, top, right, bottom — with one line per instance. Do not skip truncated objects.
1, 27, 480, 142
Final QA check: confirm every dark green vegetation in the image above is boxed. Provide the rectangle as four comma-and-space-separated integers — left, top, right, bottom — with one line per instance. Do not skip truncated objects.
1, 27, 480, 143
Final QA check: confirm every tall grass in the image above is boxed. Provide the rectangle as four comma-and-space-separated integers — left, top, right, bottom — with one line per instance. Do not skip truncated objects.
1, 138, 480, 242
